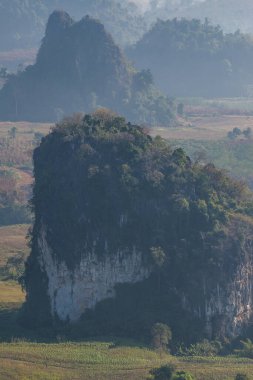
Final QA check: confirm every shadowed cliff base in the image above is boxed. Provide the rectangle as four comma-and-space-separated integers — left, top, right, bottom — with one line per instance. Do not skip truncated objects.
21, 111, 253, 344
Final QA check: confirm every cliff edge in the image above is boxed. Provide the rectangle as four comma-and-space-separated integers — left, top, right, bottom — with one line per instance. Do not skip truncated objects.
23, 111, 253, 341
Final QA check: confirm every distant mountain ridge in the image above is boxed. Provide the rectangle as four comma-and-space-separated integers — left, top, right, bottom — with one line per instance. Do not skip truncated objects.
0, 11, 176, 125
1, 0, 253, 63
0, 0, 146, 53
128, 18, 253, 97
145, 0, 253, 35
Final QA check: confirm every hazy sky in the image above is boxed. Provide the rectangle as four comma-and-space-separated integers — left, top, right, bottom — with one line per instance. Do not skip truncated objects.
130, 0, 150, 10
130, 0, 205, 11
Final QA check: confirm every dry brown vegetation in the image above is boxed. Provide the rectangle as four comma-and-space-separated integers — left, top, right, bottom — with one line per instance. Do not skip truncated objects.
0, 224, 29, 267
0, 121, 50, 138
151, 115, 253, 141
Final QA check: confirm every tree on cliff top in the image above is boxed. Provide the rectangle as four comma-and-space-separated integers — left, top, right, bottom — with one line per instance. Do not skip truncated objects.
23, 111, 253, 336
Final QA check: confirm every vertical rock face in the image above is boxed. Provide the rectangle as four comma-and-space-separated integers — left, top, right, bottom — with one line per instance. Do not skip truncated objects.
23, 114, 253, 340
180, 226, 253, 338
205, 263, 253, 337
35, 218, 253, 337
37, 223, 150, 322
33, 217, 253, 338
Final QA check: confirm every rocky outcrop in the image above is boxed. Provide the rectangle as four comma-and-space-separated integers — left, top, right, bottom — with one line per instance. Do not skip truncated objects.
205, 261, 253, 337
23, 113, 253, 340
0, 11, 176, 125
34, 218, 253, 338
0, 11, 130, 122
37, 223, 150, 322
180, 221, 253, 338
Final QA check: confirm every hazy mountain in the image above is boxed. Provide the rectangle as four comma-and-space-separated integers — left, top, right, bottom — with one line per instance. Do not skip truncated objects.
0, 0, 47, 51
145, 0, 253, 35
128, 18, 253, 97
0, 11, 176, 125
0, 0, 146, 54
44, 0, 147, 46
180, 0, 253, 35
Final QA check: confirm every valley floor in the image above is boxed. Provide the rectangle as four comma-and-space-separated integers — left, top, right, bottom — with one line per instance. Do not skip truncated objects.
0, 341, 253, 379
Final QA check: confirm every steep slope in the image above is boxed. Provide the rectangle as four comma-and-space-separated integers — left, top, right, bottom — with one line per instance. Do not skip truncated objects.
0, 0, 146, 53
128, 18, 253, 97
23, 112, 253, 342
0, 11, 175, 125
45, 0, 146, 47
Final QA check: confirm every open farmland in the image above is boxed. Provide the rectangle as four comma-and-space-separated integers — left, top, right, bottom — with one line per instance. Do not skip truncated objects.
0, 305, 252, 380
0, 224, 29, 267
0, 121, 51, 141
0, 342, 252, 380
151, 115, 253, 141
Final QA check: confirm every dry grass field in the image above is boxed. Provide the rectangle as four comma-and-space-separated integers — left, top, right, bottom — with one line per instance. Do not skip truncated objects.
0, 281, 24, 305
0, 114, 252, 143
0, 224, 29, 267
0, 121, 51, 141
150, 115, 253, 140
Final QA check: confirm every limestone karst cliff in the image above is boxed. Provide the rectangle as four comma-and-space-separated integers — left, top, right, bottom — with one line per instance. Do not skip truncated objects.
0, 10, 175, 126
23, 112, 253, 341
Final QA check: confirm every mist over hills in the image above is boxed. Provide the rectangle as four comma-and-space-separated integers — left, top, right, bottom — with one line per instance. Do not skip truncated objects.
0, 0, 47, 51
128, 18, 253, 98
0, 0, 146, 53
0, 11, 175, 125
2, 0, 253, 57
144, 0, 253, 35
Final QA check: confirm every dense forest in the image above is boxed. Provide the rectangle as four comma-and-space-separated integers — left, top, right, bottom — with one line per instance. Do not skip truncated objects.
128, 18, 253, 97
24, 111, 253, 342
0, 11, 176, 126
149, 0, 253, 35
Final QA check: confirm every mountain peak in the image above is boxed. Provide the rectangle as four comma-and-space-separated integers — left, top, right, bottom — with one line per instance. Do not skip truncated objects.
45, 10, 73, 36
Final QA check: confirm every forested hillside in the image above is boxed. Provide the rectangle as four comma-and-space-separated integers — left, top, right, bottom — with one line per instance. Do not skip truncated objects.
24, 111, 253, 341
2, 0, 253, 55
144, 0, 253, 35
0, 11, 176, 125
128, 18, 253, 97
